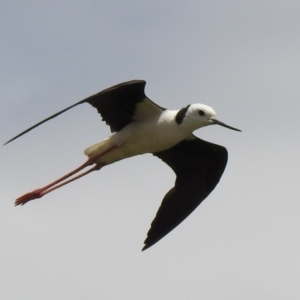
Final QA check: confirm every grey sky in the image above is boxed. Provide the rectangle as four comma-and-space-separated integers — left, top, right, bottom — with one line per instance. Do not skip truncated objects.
1, 1, 300, 299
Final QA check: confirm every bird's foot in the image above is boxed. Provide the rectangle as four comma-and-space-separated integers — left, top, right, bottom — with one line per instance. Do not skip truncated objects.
15, 189, 43, 206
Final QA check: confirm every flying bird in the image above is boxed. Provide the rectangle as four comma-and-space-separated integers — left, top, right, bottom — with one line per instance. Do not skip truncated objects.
5, 80, 241, 250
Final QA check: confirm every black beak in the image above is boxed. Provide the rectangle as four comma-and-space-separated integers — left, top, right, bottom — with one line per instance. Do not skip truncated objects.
210, 118, 241, 132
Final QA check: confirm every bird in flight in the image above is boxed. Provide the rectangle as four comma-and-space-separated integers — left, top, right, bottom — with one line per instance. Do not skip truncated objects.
5, 80, 241, 250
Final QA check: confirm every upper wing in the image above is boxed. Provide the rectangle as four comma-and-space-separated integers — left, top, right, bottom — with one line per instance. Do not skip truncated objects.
85, 80, 164, 132
142, 137, 228, 250
5, 80, 164, 145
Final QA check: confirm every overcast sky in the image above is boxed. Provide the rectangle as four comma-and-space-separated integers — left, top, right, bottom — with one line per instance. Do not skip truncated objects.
1, 1, 300, 299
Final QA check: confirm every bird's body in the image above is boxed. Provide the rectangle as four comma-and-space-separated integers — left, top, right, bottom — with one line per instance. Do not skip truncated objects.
5, 80, 241, 250
85, 106, 213, 165
84, 109, 180, 164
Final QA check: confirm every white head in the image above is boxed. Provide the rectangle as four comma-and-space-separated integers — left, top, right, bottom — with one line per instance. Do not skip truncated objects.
179, 103, 241, 132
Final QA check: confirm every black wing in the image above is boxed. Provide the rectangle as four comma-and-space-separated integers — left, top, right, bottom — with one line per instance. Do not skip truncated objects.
142, 137, 228, 250
85, 80, 163, 132
5, 80, 164, 145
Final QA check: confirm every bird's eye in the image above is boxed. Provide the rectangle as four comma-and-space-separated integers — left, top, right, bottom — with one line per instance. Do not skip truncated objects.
199, 110, 205, 116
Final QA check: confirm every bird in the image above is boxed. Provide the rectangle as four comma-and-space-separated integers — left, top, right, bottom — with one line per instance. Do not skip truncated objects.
5, 80, 241, 250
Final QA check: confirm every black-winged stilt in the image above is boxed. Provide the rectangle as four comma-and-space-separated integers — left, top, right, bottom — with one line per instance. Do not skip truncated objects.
5, 80, 241, 250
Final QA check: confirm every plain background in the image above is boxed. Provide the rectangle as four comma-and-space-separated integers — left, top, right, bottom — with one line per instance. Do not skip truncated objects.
1, 1, 300, 299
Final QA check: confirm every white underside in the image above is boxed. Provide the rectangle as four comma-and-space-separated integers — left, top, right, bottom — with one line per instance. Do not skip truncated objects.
84, 110, 194, 165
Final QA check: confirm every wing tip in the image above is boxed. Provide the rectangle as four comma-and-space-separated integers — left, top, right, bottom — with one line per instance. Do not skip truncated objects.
142, 235, 162, 251
4, 100, 86, 145
141, 243, 151, 251
4, 135, 23, 146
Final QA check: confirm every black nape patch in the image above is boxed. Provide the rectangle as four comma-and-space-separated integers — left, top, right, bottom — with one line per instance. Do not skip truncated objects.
175, 105, 190, 124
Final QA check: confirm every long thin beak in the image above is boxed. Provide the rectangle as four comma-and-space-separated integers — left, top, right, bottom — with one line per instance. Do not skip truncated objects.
210, 118, 241, 132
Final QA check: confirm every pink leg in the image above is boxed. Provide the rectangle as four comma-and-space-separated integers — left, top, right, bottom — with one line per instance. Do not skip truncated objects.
15, 146, 116, 206
15, 163, 103, 206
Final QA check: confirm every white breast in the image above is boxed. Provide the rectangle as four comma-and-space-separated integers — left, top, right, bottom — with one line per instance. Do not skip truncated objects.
84, 110, 193, 166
